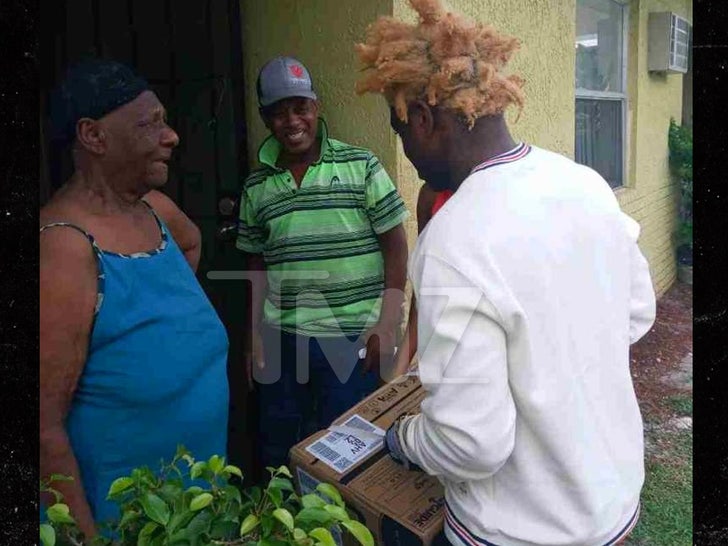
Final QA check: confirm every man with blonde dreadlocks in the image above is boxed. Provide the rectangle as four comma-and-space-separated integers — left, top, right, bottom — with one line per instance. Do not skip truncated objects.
355, 1, 656, 545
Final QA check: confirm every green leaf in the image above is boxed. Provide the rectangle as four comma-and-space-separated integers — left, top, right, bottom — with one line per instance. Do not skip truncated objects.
341, 520, 374, 546
158, 483, 184, 505
273, 508, 295, 531
175, 444, 191, 459
40, 484, 63, 504
295, 508, 332, 525
308, 528, 337, 546
269, 477, 295, 492
189, 492, 214, 511
190, 462, 207, 479
208, 454, 225, 474
39, 523, 56, 546
323, 504, 350, 522
223, 464, 244, 479
48, 474, 74, 483
117, 509, 142, 529
293, 528, 307, 542
245, 486, 262, 504
46, 503, 76, 525
137, 521, 160, 546
267, 487, 283, 507
140, 493, 170, 525
260, 514, 275, 537
276, 466, 293, 478
223, 484, 243, 505
240, 513, 260, 536
211, 519, 240, 538
166, 510, 195, 535
259, 539, 289, 546
315, 484, 344, 507
301, 494, 326, 509
107, 476, 135, 498
185, 485, 204, 495
181, 511, 213, 541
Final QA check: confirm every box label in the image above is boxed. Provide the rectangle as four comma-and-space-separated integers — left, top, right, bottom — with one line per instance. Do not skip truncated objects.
305, 414, 385, 473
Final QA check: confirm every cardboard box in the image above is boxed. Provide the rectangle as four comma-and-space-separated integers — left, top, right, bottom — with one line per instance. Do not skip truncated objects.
289, 375, 446, 546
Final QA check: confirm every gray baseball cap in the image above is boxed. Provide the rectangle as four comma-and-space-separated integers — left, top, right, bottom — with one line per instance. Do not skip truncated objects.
256, 56, 318, 107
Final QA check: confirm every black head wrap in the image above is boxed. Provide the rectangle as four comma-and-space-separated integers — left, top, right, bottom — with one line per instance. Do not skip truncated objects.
49, 59, 150, 146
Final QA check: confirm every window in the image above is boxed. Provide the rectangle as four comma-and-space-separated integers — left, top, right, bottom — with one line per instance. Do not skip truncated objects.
670, 14, 690, 72
575, 0, 628, 188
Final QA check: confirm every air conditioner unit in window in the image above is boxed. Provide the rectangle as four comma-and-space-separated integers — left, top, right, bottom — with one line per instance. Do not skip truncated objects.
648, 12, 691, 73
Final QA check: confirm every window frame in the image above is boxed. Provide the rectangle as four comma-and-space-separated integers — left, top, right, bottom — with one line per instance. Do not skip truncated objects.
575, 0, 630, 189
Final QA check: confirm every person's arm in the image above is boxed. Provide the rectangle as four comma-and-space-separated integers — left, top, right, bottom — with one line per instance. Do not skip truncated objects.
387, 253, 517, 482
362, 153, 410, 376
622, 214, 656, 343
243, 252, 268, 389
365, 224, 408, 374
246, 253, 268, 333
377, 224, 408, 328
236, 183, 269, 389
40, 227, 99, 539
143, 189, 202, 272
391, 185, 436, 378
390, 296, 418, 380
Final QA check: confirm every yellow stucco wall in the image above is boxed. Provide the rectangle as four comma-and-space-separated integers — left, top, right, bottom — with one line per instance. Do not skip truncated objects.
618, 0, 691, 296
239, 0, 397, 178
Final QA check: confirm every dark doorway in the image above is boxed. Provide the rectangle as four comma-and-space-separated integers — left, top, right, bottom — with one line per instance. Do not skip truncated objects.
39, 0, 255, 476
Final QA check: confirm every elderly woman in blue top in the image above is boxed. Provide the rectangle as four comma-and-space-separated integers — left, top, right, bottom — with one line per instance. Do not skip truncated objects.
39, 60, 229, 539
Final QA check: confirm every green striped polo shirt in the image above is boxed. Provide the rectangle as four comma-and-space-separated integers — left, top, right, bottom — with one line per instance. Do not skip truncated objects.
236, 118, 409, 337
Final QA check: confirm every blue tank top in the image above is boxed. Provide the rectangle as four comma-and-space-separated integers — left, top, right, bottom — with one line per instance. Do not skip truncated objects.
40, 205, 229, 526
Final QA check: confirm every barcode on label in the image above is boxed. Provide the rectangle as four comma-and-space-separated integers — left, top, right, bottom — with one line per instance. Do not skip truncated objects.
334, 457, 353, 471
309, 441, 341, 463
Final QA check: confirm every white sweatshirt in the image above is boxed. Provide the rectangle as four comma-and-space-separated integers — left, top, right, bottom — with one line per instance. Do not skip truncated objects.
399, 145, 656, 546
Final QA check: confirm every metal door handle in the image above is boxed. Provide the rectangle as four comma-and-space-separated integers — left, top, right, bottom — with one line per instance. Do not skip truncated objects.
216, 221, 238, 241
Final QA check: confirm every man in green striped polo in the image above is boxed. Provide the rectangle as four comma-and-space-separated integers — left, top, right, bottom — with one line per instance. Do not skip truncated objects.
236, 56, 409, 470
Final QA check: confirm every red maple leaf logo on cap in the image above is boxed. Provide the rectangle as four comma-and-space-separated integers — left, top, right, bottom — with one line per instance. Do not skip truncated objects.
290, 65, 304, 78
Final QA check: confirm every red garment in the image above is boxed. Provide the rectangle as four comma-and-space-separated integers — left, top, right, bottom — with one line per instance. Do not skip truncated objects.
431, 189, 454, 216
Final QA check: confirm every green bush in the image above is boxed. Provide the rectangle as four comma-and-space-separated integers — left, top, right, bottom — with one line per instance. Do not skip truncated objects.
668, 118, 693, 260
40, 446, 373, 546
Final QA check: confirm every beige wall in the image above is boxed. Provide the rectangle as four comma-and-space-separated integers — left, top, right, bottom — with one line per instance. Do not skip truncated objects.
618, 0, 691, 295
239, 0, 396, 176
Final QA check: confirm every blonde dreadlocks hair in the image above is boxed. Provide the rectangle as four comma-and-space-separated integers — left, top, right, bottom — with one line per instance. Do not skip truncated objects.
355, 0, 525, 128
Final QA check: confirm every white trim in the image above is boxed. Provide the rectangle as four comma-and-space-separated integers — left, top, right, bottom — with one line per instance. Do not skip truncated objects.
575, 89, 626, 100
621, 3, 629, 188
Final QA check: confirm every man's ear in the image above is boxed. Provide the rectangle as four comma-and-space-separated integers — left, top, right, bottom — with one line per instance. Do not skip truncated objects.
76, 118, 106, 155
259, 107, 272, 130
408, 100, 436, 137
